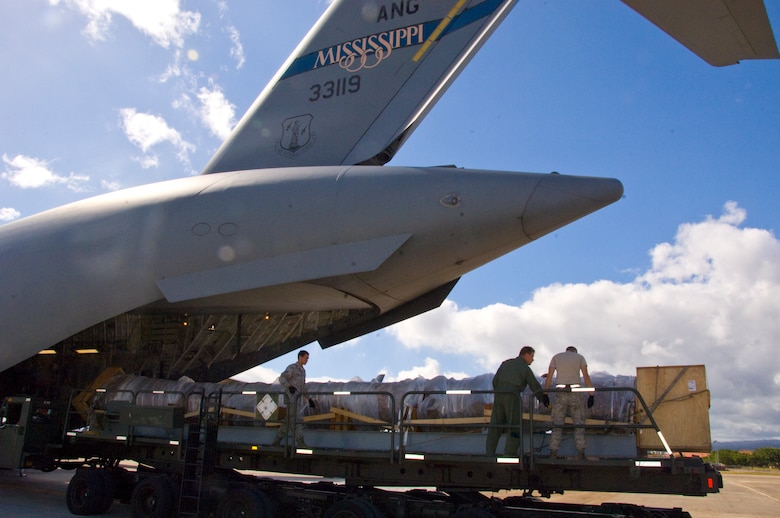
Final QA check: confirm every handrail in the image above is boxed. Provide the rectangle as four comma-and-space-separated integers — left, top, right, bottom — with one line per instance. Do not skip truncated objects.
64, 385, 671, 467
529, 386, 673, 468
399, 389, 523, 461
211, 388, 396, 460
63, 388, 136, 440
295, 390, 396, 461
64, 388, 190, 445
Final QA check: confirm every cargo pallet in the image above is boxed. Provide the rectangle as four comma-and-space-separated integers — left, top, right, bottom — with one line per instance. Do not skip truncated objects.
0, 386, 721, 517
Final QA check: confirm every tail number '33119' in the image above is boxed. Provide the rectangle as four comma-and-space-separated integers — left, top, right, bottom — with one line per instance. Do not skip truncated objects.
309, 75, 361, 102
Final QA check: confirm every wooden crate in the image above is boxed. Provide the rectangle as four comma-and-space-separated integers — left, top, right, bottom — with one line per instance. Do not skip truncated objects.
635, 365, 711, 453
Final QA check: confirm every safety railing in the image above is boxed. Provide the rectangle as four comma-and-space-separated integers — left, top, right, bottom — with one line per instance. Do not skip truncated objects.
528, 386, 672, 468
293, 390, 396, 460
63, 388, 191, 445
399, 389, 524, 462
207, 388, 397, 460
62, 385, 671, 467
63, 388, 135, 441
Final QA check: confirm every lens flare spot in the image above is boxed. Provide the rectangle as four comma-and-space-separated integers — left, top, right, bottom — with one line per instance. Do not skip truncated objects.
218, 246, 236, 262
187, 49, 199, 61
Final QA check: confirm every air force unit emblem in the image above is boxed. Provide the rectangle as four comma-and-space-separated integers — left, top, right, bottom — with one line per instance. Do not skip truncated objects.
277, 114, 315, 158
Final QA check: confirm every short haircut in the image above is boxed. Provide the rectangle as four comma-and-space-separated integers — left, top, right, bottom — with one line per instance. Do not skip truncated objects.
519, 346, 535, 356
566, 346, 578, 353
298, 350, 309, 358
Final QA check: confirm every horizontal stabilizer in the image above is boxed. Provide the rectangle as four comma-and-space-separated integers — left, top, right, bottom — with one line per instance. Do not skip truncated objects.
156, 233, 411, 303
622, 0, 779, 66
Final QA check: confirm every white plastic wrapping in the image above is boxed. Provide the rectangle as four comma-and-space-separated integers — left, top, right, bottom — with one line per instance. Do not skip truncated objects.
89, 371, 637, 423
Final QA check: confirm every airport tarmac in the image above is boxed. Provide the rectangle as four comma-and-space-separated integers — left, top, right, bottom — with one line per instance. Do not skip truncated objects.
578, 472, 780, 516
1, 467, 778, 517
499, 470, 780, 517
0, 467, 128, 517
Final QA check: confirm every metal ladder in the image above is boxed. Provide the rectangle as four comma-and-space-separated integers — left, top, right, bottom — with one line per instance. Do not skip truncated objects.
177, 391, 220, 517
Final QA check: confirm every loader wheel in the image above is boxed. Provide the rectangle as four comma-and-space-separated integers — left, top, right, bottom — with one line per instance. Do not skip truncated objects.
37, 455, 57, 472
66, 468, 108, 515
451, 508, 495, 518
216, 486, 276, 518
95, 468, 116, 514
131, 476, 176, 518
323, 497, 384, 518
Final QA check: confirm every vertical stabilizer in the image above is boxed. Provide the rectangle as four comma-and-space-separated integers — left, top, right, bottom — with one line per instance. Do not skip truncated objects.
202, 0, 519, 173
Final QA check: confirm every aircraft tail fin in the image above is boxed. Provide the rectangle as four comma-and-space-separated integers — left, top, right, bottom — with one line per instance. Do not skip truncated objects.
202, 0, 519, 173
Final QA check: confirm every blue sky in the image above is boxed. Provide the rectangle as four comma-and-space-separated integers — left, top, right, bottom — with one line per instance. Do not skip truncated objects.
1, 1, 779, 442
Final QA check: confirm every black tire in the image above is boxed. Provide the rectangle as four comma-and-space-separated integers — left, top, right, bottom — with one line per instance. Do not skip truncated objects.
95, 468, 116, 514
36, 456, 58, 472
451, 508, 495, 518
130, 476, 176, 518
323, 498, 384, 518
215, 486, 275, 518
66, 468, 108, 515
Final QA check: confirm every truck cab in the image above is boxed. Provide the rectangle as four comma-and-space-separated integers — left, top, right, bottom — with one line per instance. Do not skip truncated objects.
0, 396, 62, 471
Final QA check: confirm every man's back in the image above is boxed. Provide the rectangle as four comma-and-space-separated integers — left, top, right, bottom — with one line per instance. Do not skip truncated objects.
549, 351, 586, 385
493, 357, 538, 392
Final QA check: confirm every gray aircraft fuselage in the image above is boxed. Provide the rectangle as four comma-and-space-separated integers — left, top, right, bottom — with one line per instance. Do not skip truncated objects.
0, 165, 622, 371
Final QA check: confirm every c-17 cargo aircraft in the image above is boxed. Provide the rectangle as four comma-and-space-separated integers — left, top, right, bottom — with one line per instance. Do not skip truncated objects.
0, 1, 777, 389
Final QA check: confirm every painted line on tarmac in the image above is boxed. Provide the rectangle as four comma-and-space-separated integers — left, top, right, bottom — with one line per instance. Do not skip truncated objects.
731, 481, 780, 504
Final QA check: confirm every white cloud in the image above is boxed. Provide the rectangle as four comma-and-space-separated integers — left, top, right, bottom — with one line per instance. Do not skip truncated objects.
159, 49, 185, 83
53, 0, 239, 151
100, 179, 123, 191
226, 25, 245, 69
1, 154, 89, 191
387, 202, 780, 440
231, 364, 280, 384
171, 79, 236, 142
389, 357, 469, 382
53, 0, 200, 48
119, 108, 195, 167
0, 207, 21, 223
196, 82, 236, 140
